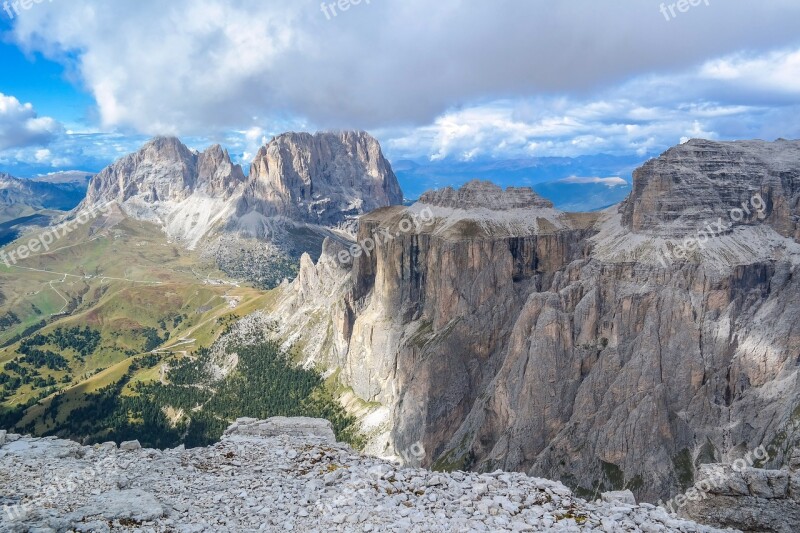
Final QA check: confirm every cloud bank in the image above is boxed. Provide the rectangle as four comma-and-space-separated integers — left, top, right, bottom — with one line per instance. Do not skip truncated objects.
9, 0, 800, 134
0, 93, 62, 151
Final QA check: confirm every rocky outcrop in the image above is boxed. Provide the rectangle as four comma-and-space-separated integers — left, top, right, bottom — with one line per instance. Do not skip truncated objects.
621, 138, 800, 239
243, 131, 403, 227
677, 464, 800, 532
223, 416, 336, 442
0, 419, 729, 532
265, 140, 800, 517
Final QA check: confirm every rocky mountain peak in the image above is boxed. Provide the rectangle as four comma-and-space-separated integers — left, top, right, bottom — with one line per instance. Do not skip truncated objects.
245, 130, 403, 225
83, 137, 245, 208
621, 138, 800, 239
196, 143, 246, 197
419, 180, 554, 210
79, 137, 247, 248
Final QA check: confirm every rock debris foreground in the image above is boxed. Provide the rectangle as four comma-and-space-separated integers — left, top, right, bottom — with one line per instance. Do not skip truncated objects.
0, 418, 729, 532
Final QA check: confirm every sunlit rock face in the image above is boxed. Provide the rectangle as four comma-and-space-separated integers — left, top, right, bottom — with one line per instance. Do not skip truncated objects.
80, 131, 403, 252
245, 131, 403, 227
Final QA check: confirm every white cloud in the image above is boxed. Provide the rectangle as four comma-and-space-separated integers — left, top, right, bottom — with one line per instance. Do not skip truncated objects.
9, 0, 800, 136
0, 93, 63, 150
700, 48, 800, 94
382, 44, 800, 161
560, 176, 629, 187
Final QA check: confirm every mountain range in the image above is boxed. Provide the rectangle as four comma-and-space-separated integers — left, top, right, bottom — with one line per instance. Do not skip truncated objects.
262, 138, 800, 507
1, 133, 800, 532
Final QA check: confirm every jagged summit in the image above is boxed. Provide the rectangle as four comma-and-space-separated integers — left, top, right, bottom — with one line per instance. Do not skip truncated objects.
245, 130, 403, 226
83, 137, 245, 207
419, 180, 554, 210
79, 137, 246, 248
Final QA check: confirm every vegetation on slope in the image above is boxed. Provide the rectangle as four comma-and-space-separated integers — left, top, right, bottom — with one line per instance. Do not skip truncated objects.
6, 341, 363, 450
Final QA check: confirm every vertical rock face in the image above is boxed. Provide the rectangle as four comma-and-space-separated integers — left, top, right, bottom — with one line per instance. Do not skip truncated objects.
244, 131, 403, 226
269, 140, 800, 508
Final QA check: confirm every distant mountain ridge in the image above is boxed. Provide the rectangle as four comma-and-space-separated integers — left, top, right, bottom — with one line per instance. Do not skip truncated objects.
0, 171, 93, 224
391, 154, 643, 210
77, 131, 403, 287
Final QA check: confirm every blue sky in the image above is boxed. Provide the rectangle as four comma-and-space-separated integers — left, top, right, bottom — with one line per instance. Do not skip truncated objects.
0, 0, 799, 178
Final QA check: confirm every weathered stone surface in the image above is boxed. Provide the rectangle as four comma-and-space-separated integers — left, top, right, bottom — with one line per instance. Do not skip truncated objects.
71, 489, 167, 522
742, 468, 789, 499
0, 420, 728, 532
119, 440, 142, 451
245, 131, 403, 227
621, 138, 800, 239
601, 490, 637, 505
790, 473, 800, 502
678, 466, 800, 532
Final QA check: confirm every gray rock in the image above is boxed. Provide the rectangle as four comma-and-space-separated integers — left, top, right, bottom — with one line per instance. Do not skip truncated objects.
71, 489, 167, 522
601, 490, 637, 505
742, 468, 789, 499
223, 417, 336, 443
119, 440, 142, 451
247, 131, 402, 227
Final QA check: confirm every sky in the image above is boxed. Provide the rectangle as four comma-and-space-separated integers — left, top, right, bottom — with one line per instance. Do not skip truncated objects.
0, 0, 799, 177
